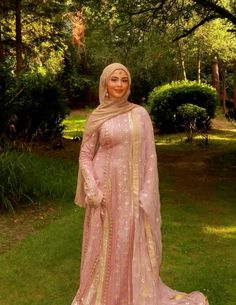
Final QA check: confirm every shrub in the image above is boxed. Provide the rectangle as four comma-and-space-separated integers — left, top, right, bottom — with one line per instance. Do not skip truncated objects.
176, 103, 210, 143
8, 72, 69, 141
0, 65, 15, 135
148, 81, 218, 133
176, 103, 208, 126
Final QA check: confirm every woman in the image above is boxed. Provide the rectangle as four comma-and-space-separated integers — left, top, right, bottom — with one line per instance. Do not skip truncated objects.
72, 63, 209, 305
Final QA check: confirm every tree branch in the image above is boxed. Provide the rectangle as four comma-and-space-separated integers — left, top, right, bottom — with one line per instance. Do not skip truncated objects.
118, 0, 168, 16
173, 15, 216, 41
193, 0, 236, 25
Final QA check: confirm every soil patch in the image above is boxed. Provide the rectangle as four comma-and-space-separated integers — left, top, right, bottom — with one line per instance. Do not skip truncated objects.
0, 202, 59, 254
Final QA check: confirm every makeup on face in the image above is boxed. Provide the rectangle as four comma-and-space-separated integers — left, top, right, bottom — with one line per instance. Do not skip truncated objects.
107, 69, 129, 101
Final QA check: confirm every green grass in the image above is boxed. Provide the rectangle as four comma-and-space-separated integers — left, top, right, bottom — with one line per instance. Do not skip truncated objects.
0, 205, 84, 305
0, 151, 77, 211
157, 142, 236, 305
63, 111, 89, 139
0, 112, 235, 305
160, 185, 236, 304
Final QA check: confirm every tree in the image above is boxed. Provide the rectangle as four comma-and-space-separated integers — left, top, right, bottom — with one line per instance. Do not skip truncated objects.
0, 0, 70, 73
193, 0, 236, 25
99, 1, 236, 41
15, 0, 23, 75
234, 59, 236, 109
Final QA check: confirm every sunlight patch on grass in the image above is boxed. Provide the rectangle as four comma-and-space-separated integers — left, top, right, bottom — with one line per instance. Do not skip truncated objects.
156, 130, 236, 146
215, 127, 236, 132
63, 118, 86, 139
156, 133, 185, 145
208, 133, 236, 142
202, 225, 236, 239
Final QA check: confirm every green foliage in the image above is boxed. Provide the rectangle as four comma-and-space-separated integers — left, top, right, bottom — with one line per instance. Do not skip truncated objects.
0, 151, 76, 212
176, 103, 210, 143
148, 81, 218, 133
1, 0, 69, 73
60, 46, 93, 108
8, 72, 68, 140
0, 152, 34, 212
0, 65, 15, 136
176, 103, 208, 125
1, 0, 236, 111
63, 115, 87, 139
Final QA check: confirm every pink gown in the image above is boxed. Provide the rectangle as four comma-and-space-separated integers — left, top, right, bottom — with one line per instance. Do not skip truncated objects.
71, 106, 209, 305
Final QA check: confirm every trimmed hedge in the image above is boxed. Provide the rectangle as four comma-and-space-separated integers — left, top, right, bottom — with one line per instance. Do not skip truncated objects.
148, 81, 218, 133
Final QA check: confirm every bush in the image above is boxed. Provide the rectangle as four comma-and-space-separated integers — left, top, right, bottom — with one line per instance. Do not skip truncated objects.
8, 72, 69, 141
0, 65, 15, 136
148, 81, 218, 133
176, 103, 210, 143
176, 103, 208, 126
0, 151, 76, 212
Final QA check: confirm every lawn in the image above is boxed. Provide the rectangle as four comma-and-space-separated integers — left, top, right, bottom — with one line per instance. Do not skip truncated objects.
0, 111, 236, 305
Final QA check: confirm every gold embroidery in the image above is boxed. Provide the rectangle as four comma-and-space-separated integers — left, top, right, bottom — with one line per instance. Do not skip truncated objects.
100, 120, 113, 305
95, 210, 109, 304
170, 293, 187, 300
144, 214, 159, 276
130, 109, 139, 215
128, 111, 134, 305
130, 109, 140, 304
79, 121, 112, 305
81, 168, 99, 205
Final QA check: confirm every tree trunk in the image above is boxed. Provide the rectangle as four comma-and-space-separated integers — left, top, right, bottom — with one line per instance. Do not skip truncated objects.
212, 56, 220, 97
0, 3, 4, 62
221, 62, 227, 114
0, 25, 3, 63
177, 42, 187, 81
234, 59, 236, 110
197, 47, 201, 83
15, 0, 23, 74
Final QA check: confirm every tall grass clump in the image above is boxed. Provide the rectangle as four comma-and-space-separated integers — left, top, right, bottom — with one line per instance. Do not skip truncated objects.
0, 151, 77, 211
0, 152, 34, 211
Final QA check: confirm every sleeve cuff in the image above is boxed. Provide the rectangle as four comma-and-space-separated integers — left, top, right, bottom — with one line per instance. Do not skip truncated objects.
85, 188, 103, 207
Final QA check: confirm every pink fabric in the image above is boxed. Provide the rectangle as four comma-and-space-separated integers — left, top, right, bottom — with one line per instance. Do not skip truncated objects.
71, 107, 209, 305
74, 63, 137, 208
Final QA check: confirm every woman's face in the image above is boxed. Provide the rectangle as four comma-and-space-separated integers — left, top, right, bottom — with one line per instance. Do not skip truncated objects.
107, 69, 129, 101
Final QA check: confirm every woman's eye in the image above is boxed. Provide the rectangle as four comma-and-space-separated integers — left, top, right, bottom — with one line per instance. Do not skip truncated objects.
109, 77, 128, 83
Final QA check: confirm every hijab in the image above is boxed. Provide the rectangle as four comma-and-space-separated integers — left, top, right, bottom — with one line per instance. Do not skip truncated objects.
83, 63, 137, 137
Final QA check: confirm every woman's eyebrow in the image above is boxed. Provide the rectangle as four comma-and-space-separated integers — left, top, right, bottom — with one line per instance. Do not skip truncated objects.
110, 76, 128, 80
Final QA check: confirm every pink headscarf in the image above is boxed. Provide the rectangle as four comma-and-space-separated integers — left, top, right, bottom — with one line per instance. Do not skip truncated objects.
83, 63, 137, 137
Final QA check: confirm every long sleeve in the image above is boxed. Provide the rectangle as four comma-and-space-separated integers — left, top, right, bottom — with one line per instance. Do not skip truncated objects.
75, 132, 103, 207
